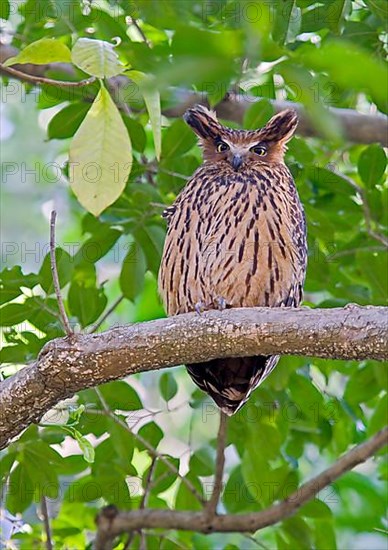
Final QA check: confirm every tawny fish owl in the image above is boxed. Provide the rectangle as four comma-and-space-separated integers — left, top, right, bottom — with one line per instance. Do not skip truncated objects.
158, 105, 307, 415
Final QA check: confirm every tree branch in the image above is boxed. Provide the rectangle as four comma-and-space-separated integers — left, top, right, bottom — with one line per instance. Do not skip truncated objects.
0, 305, 387, 450
164, 90, 388, 147
94, 426, 387, 546
205, 412, 228, 519
0, 62, 96, 87
49, 211, 73, 336
1, 43, 386, 146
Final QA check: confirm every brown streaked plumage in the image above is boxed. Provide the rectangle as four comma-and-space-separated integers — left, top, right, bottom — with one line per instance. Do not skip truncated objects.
158, 105, 307, 415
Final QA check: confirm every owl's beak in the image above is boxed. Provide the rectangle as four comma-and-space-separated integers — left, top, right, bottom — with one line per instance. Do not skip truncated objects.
231, 154, 243, 170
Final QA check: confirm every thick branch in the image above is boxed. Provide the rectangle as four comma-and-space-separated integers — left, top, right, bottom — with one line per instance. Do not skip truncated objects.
164, 90, 388, 147
94, 426, 387, 547
1, 43, 386, 146
0, 305, 387, 450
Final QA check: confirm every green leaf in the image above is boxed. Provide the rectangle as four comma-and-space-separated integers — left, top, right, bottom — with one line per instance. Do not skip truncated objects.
99, 380, 143, 410
68, 282, 107, 327
162, 119, 197, 158
344, 363, 380, 405
39, 248, 73, 294
0, 0, 10, 20
0, 303, 33, 326
159, 372, 178, 401
358, 144, 387, 187
273, 0, 296, 44
48, 103, 91, 140
4, 38, 71, 66
189, 447, 214, 477
134, 225, 165, 274
145, 456, 179, 494
71, 37, 124, 78
69, 84, 132, 216
356, 251, 388, 304
0, 266, 38, 305
6, 463, 34, 514
176, 473, 203, 511
367, 393, 388, 436
300, 499, 332, 519
243, 99, 274, 130
73, 430, 95, 463
138, 422, 163, 449
123, 116, 147, 153
314, 518, 337, 550
119, 242, 147, 301
128, 70, 161, 160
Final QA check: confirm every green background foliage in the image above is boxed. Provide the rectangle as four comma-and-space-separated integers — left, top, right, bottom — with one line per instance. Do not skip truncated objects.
0, 1, 387, 548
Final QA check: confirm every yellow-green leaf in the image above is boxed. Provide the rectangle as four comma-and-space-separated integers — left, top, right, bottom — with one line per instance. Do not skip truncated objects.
69, 84, 132, 216
71, 38, 124, 78
4, 38, 71, 66
128, 70, 161, 160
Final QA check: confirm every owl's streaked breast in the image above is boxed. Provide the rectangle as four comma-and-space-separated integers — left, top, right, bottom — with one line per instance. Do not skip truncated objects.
158, 162, 306, 316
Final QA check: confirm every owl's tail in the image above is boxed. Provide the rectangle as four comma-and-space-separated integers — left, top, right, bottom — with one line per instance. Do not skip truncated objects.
187, 355, 278, 416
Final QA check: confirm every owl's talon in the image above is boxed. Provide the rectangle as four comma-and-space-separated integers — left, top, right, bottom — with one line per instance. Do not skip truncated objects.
215, 297, 227, 311
195, 302, 206, 315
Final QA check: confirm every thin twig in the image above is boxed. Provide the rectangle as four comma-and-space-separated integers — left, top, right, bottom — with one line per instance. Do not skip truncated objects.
126, 16, 151, 47
94, 388, 204, 504
40, 496, 53, 550
49, 211, 73, 336
90, 295, 125, 333
147, 166, 190, 180
0, 63, 96, 87
205, 411, 228, 519
329, 245, 386, 260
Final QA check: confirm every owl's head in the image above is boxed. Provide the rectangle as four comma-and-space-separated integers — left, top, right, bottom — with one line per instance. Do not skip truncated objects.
183, 104, 298, 169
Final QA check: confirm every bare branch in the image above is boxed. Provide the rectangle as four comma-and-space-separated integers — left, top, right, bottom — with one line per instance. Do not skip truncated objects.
49, 211, 73, 336
1, 42, 386, 146
0, 305, 387, 450
0, 63, 96, 87
164, 90, 388, 147
126, 16, 151, 47
90, 295, 125, 333
94, 426, 387, 542
40, 496, 53, 550
205, 412, 228, 519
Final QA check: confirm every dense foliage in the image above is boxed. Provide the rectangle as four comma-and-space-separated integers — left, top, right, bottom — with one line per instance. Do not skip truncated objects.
0, 1, 387, 548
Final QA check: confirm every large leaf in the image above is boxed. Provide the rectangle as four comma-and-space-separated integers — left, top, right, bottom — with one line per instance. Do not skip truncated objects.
4, 38, 71, 66
119, 241, 147, 301
358, 144, 387, 188
69, 84, 132, 216
128, 70, 161, 160
48, 103, 91, 140
71, 37, 124, 78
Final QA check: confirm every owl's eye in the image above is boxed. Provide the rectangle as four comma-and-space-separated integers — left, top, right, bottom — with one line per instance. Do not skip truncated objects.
251, 145, 267, 156
216, 142, 229, 153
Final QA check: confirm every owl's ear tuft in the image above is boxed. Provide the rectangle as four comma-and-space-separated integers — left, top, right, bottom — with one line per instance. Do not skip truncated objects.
259, 109, 298, 143
183, 105, 221, 140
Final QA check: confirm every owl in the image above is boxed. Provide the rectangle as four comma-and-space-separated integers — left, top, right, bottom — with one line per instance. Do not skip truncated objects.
158, 105, 307, 415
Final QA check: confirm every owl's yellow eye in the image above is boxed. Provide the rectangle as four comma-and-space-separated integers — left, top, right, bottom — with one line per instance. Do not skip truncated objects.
216, 142, 229, 153
251, 145, 267, 156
